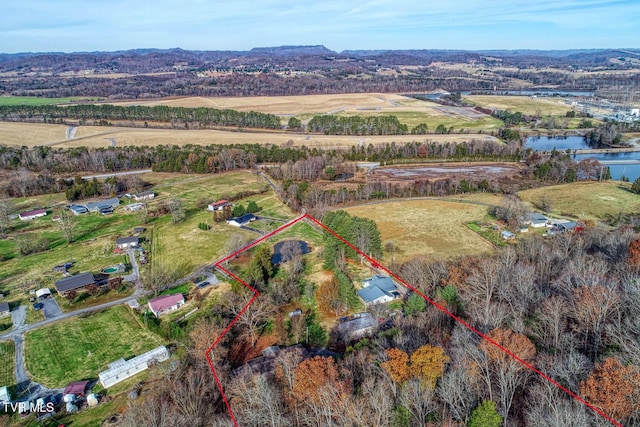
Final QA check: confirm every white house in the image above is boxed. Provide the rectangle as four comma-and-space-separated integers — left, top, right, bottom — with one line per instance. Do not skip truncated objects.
525, 212, 548, 228
208, 199, 232, 211
19, 209, 47, 221
0, 386, 11, 403
148, 294, 185, 317
116, 236, 139, 249
133, 191, 155, 201
226, 213, 257, 227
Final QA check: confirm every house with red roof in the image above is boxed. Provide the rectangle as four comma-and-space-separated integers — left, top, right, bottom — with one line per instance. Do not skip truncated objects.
207, 200, 232, 211
148, 294, 185, 317
19, 208, 47, 221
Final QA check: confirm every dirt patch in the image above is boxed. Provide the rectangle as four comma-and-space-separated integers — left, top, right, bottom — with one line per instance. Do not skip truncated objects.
369, 162, 522, 182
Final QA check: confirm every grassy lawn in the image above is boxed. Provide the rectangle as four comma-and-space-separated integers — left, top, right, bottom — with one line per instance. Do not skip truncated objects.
56, 285, 135, 313
0, 96, 100, 105
517, 181, 640, 223
343, 199, 495, 262
467, 222, 508, 248
24, 305, 165, 388
270, 221, 324, 247
0, 341, 15, 387
465, 95, 573, 116
0, 211, 141, 291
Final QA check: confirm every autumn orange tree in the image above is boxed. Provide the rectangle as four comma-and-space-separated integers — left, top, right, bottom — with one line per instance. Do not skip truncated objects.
315, 276, 347, 317
628, 238, 640, 267
292, 356, 352, 404
410, 344, 450, 389
380, 348, 410, 384
580, 357, 640, 422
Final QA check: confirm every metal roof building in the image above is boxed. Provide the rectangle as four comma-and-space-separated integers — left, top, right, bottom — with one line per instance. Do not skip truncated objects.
99, 346, 169, 388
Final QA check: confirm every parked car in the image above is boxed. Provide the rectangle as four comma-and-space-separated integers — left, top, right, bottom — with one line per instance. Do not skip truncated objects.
197, 281, 211, 288
33, 302, 44, 311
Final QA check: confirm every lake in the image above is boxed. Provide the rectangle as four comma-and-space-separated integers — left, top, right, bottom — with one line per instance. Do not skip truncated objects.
525, 136, 640, 181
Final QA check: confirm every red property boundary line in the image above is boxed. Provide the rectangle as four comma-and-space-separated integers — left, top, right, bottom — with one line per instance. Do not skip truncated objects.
204, 213, 622, 427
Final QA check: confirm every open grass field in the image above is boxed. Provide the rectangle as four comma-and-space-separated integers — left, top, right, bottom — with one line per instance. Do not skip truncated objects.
0, 207, 142, 291
343, 199, 495, 262
0, 96, 100, 106
518, 180, 640, 222
24, 305, 164, 388
0, 121, 498, 149
465, 95, 573, 116
0, 341, 15, 387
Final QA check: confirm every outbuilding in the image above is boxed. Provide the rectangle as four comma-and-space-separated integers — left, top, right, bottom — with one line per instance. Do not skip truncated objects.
63, 380, 90, 397
36, 288, 52, 299
19, 209, 47, 221
133, 191, 155, 201
501, 230, 516, 240
0, 386, 12, 403
208, 200, 232, 211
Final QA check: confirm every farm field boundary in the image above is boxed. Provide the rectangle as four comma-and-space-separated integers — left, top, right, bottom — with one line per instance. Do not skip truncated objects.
205, 213, 621, 427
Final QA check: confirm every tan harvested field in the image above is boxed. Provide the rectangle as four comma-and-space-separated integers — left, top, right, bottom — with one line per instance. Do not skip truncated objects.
0, 122, 498, 149
518, 181, 640, 222
369, 162, 522, 182
343, 199, 495, 262
465, 95, 573, 116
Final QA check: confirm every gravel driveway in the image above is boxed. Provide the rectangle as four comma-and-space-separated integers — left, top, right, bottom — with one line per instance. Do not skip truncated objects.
11, 305, 25, 329
42, 298, 62, 319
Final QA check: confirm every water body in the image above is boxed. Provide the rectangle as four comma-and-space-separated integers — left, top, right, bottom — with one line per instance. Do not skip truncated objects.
525, 136, 640, 181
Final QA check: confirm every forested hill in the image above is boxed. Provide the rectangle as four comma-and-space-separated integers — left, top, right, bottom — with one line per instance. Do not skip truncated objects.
1, 47, 640, 99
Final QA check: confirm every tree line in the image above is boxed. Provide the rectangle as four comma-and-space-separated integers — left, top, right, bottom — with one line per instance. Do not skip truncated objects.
0, 104, 282, 130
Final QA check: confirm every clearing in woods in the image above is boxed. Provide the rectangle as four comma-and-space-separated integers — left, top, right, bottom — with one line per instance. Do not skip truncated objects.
518, 180, 640, 222
343, 199, 495, 262
23, 305, 165, 388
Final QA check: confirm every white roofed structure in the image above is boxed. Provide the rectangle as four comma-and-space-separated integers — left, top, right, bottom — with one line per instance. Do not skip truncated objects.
98, 346, 169, 388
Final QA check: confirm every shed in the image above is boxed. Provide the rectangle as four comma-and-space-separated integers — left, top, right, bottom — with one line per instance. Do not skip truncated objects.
55, 272, 96, 295
36, 288, 52, 299
0, 302, 10, 318
19, 209, 47, 221
116, 236, 139, 249
226, 213, 257, 227
63, 380, 90, 397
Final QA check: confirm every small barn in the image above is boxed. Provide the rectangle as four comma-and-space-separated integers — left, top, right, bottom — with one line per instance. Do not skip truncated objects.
98, 346, 169, 388
148, 294, 185, 317
116, 236, 139, 249
208, 200, 232, 211
55, 272, 96, 295
226, 213, 257, 227
133, 191, 155, 201
19, 209, 47, 221
0, 302, 10, 318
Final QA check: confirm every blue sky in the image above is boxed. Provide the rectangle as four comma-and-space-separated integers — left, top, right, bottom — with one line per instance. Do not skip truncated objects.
1, 0, 639, 53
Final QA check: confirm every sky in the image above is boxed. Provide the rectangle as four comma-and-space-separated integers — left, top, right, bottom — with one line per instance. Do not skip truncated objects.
1, 0, 639, 53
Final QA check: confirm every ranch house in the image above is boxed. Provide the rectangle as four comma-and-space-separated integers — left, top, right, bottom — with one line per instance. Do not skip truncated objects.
357, 275, 399, 306
116, 236, 139, 249
148, 294, 185, 317
226, 213, 257, 227
19, 208, 47, 221
54, 272, 97, 295
525, 212, 548, 228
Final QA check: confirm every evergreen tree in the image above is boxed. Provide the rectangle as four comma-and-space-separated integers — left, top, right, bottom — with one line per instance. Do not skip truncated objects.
469, 401, 502, 427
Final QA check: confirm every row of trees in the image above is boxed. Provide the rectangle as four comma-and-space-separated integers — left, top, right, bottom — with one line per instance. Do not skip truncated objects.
0, 104, 282, 130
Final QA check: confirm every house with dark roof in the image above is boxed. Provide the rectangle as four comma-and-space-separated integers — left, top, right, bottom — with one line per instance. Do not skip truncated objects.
357, 275, 399, 306
335, 313, 378, 341
84, 197, 120, 213
69, 205, 88, 215
227, 213, 257, 227
54, 272, 96, 295
234, 345, 309, 377
0, 302, 10, 318
19, 209, 47, 221
207, 200, 232, 211
63, 380, 90, 397
116, 236, 139, 249
133, 191, 155, 201
148, 294, 185, 317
